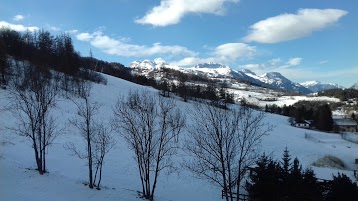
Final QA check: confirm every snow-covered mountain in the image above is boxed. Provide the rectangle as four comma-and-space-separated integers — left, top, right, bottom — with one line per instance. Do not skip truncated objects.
129, 60, 181, 71
300, 81, 342, 92
246, 72, 312, 94
350, 82, 358, 90
129, 60, 312, 94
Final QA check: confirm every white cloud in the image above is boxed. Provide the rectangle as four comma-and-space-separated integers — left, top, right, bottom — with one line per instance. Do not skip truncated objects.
319, 60, 328, 64
154, 58, 166, 64
238, 57, 302, 74
268, 58, 282, 66
273, 57, 303, 69
287, 57, 302, 66
49, 26, 61, 32
171, 42, 256, 66
238, 63, 265, 71
243, 8, 348, 43
135, 0, 239, 26
0, 21, 39, 32
171, 57, 217, 66
76, 32, 94, 41
214, 43, 256, 60
13, 15, 24, 21
66, 29, 79, 34
75, 31, 196, 57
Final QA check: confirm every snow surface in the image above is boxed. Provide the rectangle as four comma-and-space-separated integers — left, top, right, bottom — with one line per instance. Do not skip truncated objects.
1, 74, 358, 201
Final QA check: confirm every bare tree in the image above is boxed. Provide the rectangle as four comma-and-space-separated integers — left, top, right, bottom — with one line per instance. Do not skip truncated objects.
183, 103, 272, 201
66, 82, 114, 189
66, 83, 99, 189
92, 123, 116, 189
112, 90, 185, 200
8, 61, 60, 174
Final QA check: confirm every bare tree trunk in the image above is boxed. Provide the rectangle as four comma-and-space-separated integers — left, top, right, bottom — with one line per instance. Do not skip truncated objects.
97, 162, 103, 189
87, 126, 93, 188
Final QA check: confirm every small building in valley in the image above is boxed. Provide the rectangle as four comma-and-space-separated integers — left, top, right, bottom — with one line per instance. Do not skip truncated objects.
294, 120, 312, 129
333, 118, 358, 133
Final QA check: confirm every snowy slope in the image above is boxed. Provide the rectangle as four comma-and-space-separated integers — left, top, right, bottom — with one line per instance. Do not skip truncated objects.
301, 80, 342, 92
1, 74, 357, 201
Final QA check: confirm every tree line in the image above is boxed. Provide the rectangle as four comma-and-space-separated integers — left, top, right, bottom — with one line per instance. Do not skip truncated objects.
318, 88, 358, 101
265, 101, 334, 131
1, 27, 237, 107
246, 148, 358, 201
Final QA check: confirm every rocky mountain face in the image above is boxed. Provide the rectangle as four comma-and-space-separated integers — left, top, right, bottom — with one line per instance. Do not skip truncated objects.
129, 60, 313, 94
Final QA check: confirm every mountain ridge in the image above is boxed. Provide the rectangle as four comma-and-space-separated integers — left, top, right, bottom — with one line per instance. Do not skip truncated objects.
300, 80, 342, 92
129, 60, 312, 94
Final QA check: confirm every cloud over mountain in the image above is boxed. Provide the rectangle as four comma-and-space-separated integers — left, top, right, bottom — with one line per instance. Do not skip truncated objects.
75, 31, 196, 57
172, 42, 256, 66
13, 15, 25, 21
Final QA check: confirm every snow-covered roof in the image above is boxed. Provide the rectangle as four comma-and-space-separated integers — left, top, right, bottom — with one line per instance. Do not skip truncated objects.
333, 119, 358, 126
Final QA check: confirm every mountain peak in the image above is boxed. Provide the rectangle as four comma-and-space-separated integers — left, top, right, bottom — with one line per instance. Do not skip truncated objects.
241, 69, 256, 75
194, 62, 229, 69
263, 72, 285, 79
300, 80, 342, 92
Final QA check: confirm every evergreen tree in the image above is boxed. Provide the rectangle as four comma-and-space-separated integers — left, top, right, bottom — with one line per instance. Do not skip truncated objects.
281, 147, 292, 179
302, 168, 323, 201
315, 104, 333, 131
325, 173, 358, 201
282, 104, 290, 116
246, 155, 282, 201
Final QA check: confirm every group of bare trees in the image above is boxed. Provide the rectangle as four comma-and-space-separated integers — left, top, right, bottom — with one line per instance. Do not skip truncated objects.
110, 90, 272, 201
112, 91, 185, 200
183, 103, 273, 201
7, 71, 271, 200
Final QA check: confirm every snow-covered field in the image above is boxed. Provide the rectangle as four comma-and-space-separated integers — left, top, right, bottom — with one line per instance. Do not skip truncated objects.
228, 86, 340, 108
1, 74, 357, 201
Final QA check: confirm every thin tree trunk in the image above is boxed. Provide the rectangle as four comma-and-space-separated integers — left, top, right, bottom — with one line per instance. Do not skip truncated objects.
87, 131, 93, 188
137, 156, 146, 196
93, 163, 99, 187
236, 166, 242, 201
97, 162, 103, 189
42, 117, 46, 173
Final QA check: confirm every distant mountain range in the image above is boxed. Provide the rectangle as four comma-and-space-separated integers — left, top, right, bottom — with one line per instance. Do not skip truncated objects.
300, 81, 342, 93
129, 60, 345, 94
350, 82, 358, 90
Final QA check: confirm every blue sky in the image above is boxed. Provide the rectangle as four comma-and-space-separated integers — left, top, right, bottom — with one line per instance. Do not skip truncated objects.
1, 0, 357, 87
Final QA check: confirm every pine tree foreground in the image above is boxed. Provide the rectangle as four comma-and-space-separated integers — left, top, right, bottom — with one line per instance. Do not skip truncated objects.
246, 149, 358, 201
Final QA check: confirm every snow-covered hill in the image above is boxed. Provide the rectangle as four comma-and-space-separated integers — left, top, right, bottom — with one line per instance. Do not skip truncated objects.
1, 73, 357, 201
129, 60, 312, 94
301, 80, 342, 92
